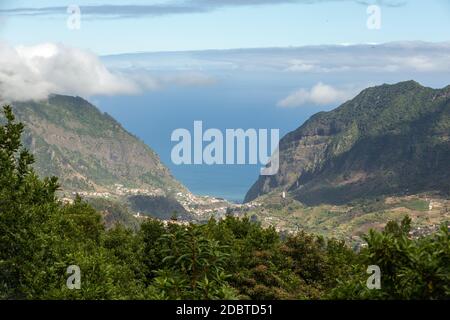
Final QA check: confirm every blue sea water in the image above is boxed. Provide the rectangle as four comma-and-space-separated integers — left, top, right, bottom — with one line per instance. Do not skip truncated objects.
93, 74, 319, 203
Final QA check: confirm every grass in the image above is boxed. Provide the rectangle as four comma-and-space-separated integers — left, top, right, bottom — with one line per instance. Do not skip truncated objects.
399, 199, 429, 211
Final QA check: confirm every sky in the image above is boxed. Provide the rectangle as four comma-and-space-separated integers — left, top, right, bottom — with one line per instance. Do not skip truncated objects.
0, 0, 449, 54
0, 0, 449, 201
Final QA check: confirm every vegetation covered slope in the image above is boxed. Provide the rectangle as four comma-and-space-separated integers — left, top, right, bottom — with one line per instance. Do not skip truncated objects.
10, 95, 183, 193
1, 105, 449, 300
239, 191, 449, 245
245, 81, 450, 205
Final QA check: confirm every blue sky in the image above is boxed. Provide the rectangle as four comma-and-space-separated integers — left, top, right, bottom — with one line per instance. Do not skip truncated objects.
0, 0, 449, 54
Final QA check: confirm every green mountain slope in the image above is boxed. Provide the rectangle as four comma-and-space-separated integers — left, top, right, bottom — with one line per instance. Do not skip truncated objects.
245, 81, 450, 205
10, 94, 184, 194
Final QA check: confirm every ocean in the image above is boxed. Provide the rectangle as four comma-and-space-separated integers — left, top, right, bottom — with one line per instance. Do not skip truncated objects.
93, 77, 318, 203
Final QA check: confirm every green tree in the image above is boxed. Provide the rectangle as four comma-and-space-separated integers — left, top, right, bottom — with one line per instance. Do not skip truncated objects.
151, 224, 237, 299
330, 216, 450, 299
0, 105, 60, 298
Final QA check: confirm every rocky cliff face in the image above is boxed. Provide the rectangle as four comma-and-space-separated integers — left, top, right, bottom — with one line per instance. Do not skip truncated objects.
11, 95, 184, 194
245, 81, 450, 205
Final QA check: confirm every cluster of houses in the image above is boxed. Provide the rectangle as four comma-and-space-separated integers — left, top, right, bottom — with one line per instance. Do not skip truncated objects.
63, 184, 165, 200
73, 191, 112, 198
113, 184, 164, 197
175, 191, 231, 219
408, 223, 450, 239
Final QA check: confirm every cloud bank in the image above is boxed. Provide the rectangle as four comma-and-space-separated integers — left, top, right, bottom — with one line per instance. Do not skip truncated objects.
102, 42, 450, 74
277, 82, 355, 108
0, 42, 139, 102
0, 42, 216, 102
2, 41, 449, 103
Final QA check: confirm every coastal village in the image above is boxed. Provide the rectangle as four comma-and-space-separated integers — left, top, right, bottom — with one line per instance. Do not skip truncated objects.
60, 182, 262, 222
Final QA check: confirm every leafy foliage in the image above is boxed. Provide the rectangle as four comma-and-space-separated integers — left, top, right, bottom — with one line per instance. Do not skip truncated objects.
330, 216, 450, 299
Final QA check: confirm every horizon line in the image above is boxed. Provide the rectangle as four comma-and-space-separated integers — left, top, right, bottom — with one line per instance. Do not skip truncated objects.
100, 40, 450, 58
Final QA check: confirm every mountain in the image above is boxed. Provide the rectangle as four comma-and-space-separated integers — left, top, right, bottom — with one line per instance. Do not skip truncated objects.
10, 94, 184, 195
245, 81, 450, 205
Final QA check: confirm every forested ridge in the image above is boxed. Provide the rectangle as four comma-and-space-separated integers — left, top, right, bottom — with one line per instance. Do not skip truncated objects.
246, 81, 450, 205
1, 105, 449, 300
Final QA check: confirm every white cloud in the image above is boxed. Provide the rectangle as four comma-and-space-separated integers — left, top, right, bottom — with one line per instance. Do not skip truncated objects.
389, 55, 440, 72
0, 42, 140, 102
277, 82, 355, 108
0, 42, 217, 102
114, 70, 217, 91
160, 72, 217, 86
285, 59, 317, 72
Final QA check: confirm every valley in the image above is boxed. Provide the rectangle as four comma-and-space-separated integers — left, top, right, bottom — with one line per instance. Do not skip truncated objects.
8, 81, 450, 245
